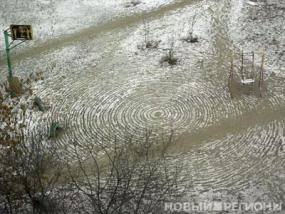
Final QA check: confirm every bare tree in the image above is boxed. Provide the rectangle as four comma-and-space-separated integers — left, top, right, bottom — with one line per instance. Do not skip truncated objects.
137, 18, 160, 50
65, 131, 182, 214
0, 132, 70, 214
160, 40, 178, 66
0, 129, 182, 214
182, 13, 199, 43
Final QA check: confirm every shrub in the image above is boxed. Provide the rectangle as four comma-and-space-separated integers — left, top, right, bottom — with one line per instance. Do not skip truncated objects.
160, 42, 178, 66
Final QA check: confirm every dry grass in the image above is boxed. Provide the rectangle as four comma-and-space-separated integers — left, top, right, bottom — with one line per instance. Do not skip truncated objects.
7, 76, 23, 97
0, 101, 20, 145
0, 75, 35, 145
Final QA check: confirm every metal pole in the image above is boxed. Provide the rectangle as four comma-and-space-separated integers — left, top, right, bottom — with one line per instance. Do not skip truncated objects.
241, 50, 244, 81
4, 30, 13, 79
259, 53, 265, 97
229, 58, 234, 98
251, 51, 255, 78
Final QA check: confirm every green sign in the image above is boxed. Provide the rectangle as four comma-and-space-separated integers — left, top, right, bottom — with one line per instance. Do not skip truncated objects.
3, 25, 33, 80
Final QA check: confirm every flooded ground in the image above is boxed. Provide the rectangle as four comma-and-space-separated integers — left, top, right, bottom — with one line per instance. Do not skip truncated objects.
0, 0, 284, 212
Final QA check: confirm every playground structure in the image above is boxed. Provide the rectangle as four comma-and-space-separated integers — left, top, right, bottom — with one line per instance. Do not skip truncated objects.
228, 51, 266, 98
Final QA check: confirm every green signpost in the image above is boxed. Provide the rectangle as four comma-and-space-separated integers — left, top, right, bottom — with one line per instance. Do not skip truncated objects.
4, 30, 13, 79
3, 25, 33, 80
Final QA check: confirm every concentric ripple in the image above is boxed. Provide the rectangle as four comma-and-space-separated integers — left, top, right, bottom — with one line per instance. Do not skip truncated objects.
43, 74, 261, 146
172, 119, 285, 200
54, 79, 212, 144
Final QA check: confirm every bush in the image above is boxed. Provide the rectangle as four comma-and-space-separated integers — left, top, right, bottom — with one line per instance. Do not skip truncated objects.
182, 32, 199, 43
125, 0, 141, 8
160, 54, 178, 65
160, 42, 178, 66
